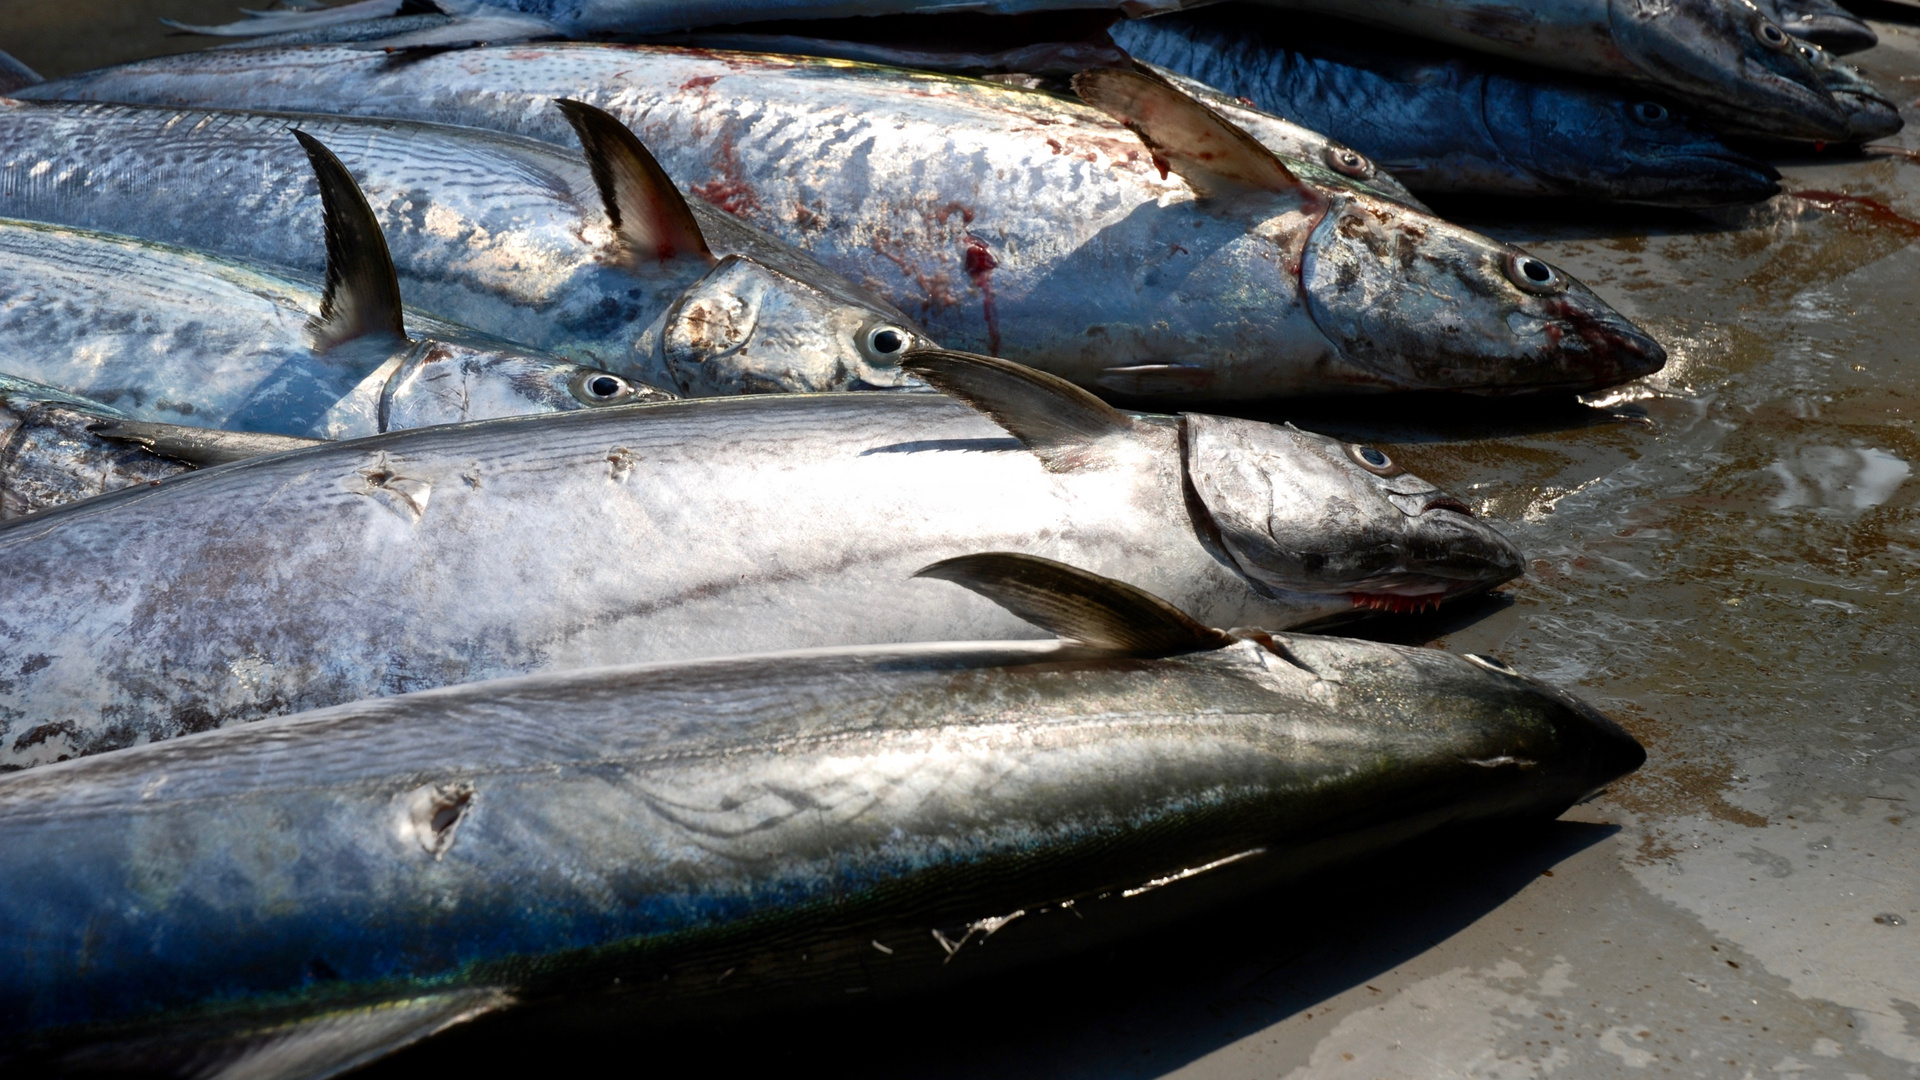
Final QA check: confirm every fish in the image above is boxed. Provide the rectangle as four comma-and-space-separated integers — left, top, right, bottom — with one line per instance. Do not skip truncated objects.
0, 373, 330, 519
0, 552, 1646, 1078
0, 132, 668, 438
1110, 9, 1782, 206
1233, 0, 1852, 143
0, 99, 930, 396
1796, 39, 1901, 141
1752, 0, 1876, 55
24, 45, 1667, 400
0, 350, 1524, 770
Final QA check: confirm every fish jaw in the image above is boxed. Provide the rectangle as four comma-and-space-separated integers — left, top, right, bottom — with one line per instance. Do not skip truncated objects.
1182, 414, 1526, 616
1299, 192, 1665, 394
1608, 0, 1853, 141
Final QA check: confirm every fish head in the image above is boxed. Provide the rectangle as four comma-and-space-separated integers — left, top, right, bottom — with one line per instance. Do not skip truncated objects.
380, 338, 670, 430
1300, 191, 1666, 393
1183, 414, 1524, 614
1607, 0, 1851, 140
1759, 0, 1876, 54
1794, 40, 1903, 140
1258, 636, 1648, 812
639, 255, 929, 396
1488, 79, 1779, 205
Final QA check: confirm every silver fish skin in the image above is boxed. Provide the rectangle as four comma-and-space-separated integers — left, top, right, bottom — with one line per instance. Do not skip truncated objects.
1240, 0, 1851, 142
0, 217, 665, 438
1112, 12, 1781, 206
1752, 0, 1875, 54
0, 627, 1645, 1070
22, 44, 1667, 400
1687, 33, 1901, 141
0, 374, 189, 519
0, 365, 1523, 769
0, 100, 929, 395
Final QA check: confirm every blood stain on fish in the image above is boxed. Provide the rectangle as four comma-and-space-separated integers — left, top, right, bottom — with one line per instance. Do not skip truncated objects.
963, 235, 1001, 356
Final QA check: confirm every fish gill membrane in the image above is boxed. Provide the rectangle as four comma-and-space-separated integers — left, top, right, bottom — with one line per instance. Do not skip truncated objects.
0, 350, 1523, 770
0, 98, 925, 396
1110, 8, 1783, 207
0, 127, 669, 438
20, 43, 1666, 400
1244, 0, 1854, 142
0, 553, 1644, 1076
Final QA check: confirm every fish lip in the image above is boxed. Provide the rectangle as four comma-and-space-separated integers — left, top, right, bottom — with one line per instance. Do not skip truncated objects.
1605, 153, 1781, 206
1737, 57, 1856, 141
1421, 496, 1475, 517
1344, 573, 1502, 615
1835, 94, 1906, 141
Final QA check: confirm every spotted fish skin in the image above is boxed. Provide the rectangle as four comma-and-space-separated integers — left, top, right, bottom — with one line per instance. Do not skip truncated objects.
0, 374, 1522, 769
0, 628, 1645, 1068
0, 100, 927, 395
25, 44, 1665, 400
1112, 10, 1781, 206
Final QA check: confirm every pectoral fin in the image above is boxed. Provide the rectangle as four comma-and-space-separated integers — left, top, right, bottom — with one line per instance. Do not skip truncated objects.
52, 988, 512, 1080
1073, 66, 1314, 201
916, 552, 1234, 657
91, 420, 323, 467
556, 99, 713, 268
294, 130, 409, 353
899, 350, 1138, 471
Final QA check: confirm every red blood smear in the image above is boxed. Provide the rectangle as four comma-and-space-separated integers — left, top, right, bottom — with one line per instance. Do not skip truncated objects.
1796, 189, 1920, 239
963, 236, 1001, 356
1349, 592, 1445, 614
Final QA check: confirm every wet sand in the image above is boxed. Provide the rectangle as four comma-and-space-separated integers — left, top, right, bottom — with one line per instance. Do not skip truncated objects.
6, 4, 1918, 1077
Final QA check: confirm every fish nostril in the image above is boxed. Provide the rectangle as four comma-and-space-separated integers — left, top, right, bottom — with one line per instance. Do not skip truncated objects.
1422, 497, 1475, 517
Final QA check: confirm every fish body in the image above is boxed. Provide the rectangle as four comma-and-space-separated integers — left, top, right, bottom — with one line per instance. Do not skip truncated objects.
1238, 0, 1849, 142
0, 620, 1645, 1073
0, 353, 1523, 769
0, 100, 928, 395
24, 44, 1666, 400
1112, 10, 1780, 205
0, 217, 662, 438
0, 374, 189, 518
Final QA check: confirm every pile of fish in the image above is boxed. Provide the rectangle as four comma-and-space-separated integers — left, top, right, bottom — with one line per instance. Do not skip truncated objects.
7, 0, 1892, 1070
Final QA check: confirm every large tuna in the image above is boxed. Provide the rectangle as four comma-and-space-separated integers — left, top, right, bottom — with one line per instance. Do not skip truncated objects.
23, 46, 1667, 401
0, 554, 1645, 1078
0, 351, 1524, 769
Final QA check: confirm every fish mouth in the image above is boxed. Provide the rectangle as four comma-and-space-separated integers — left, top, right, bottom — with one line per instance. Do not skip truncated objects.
1345, 574, 1490, 615
1737, 57, 1855, 141
1836, 93, 1905, 142
1609, 152, 1781, 206
1516, 303, 1667, 394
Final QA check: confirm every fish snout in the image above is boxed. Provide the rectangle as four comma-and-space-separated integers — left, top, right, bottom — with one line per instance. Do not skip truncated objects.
1532, 296, 1668, 392
1405, 505, 1526, 590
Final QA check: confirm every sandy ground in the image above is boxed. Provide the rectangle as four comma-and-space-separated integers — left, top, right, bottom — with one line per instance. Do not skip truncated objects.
3, 3, 1917, 1078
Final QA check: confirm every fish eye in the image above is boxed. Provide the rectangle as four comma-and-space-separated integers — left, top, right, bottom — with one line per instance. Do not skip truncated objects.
1465, 653, 1520, 676
1631, 101, 1669, 124
570, 369, 639, 406
1504, 251, 1566, 296
1345, 443, 1404, 476
860, 324, 912, 364
1755, 19, 1792, 50
1323, 143, 1374, 179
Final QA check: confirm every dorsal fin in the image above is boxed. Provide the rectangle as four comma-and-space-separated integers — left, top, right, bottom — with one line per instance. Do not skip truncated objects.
915, 552, 1234, 657
0, 48, 43, 94
899, 350, 1139, 471
1073, 67, 1314, 201
294, 129, 408, 352
91, 420, 324, 467
554, 99, 713, 267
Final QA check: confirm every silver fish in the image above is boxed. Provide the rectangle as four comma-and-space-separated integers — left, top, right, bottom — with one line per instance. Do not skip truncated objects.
0, 98, 929, 395
0, 553, 1644, 1078
0, 351, 1523, 770
1236, 0, 1852, 142
1112, 11, 1781, 206
24, 45, 1667, 400
1752, 0, 1876, 54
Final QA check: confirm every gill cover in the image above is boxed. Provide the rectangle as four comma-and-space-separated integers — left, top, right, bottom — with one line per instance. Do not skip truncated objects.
644, 255, 923, 395
1181, 414, 1522, 594
379, 340, 667, 431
